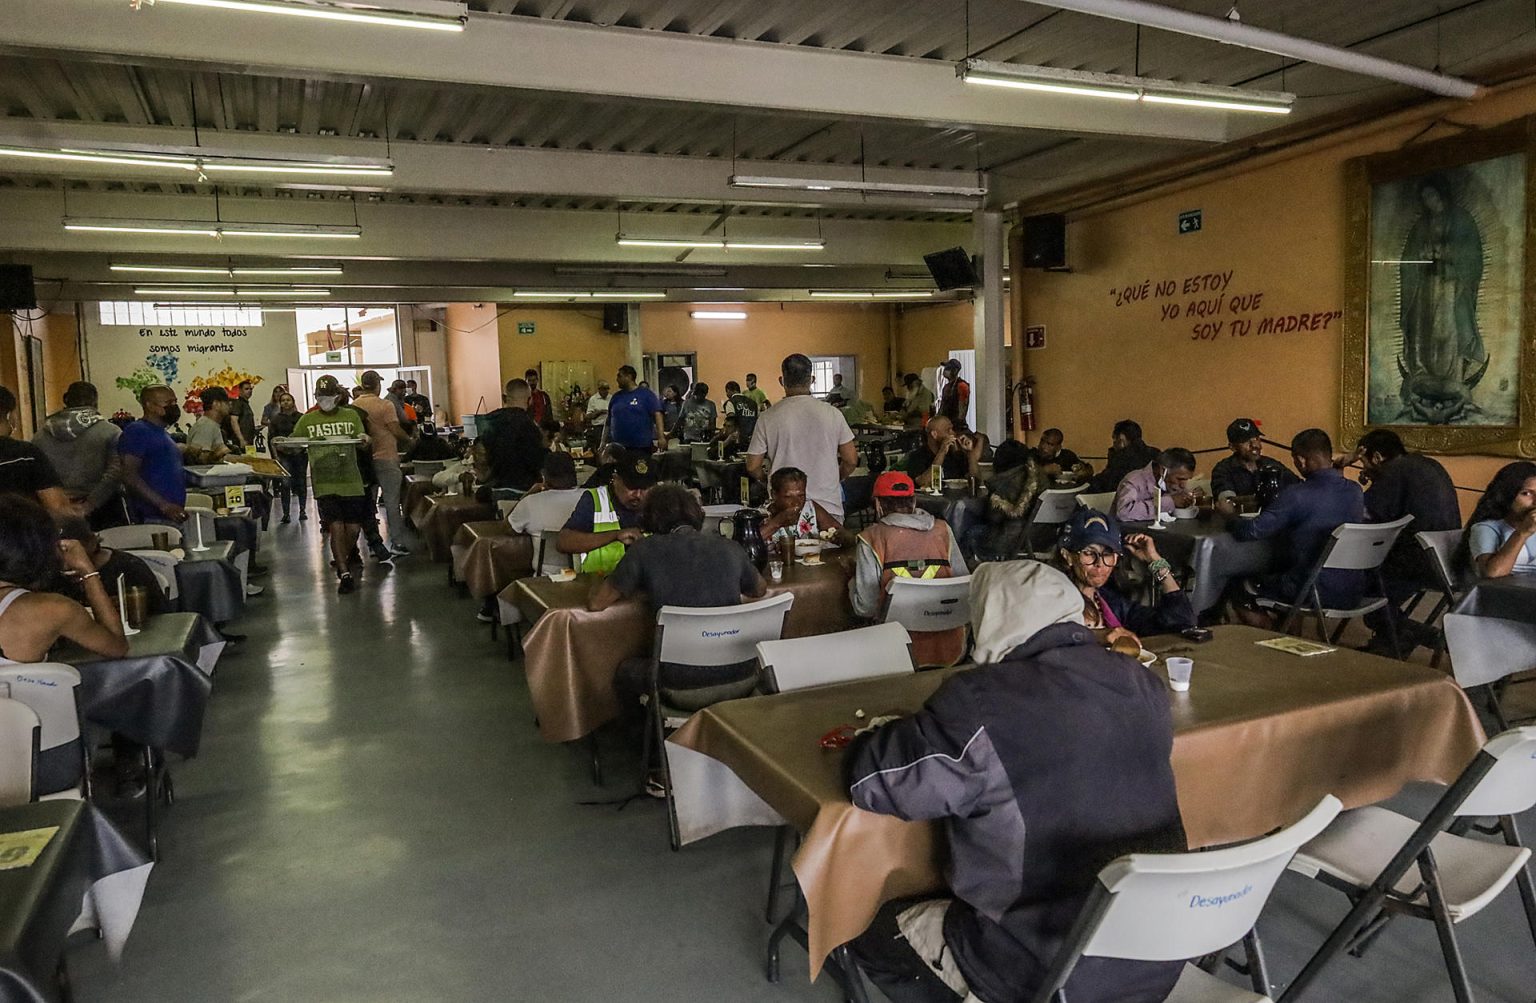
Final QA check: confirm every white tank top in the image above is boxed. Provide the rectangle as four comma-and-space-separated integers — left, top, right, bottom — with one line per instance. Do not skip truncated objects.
0, 587, 30, 665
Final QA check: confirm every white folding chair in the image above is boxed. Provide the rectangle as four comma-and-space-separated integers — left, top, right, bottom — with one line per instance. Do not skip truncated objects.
653, 592, 795, 850
1444, 612, 1536, 733
0, 695, 41, 808
99, 524, 180, 551
1282, 729, 1536, 1003
533, 530, 574, 576
1021, 487, 1084, 558
0, 665, 88, 801
1255, 515, 1413, 647
126, 550, 181, 603
1076, 490, 1116, 512
882, 575, 972, 665
757, 622, 915, 694
186, 491, 216, 509
1416, 529, 1466, 667
1023, 796, 1343, 1003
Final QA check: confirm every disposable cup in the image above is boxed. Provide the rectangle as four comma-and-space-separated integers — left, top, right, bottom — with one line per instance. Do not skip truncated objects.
767, 560, 784, 583
1166, 657, 1194, 692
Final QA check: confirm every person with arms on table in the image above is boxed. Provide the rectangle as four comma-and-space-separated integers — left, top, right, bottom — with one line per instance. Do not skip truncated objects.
881, 385, 905, 415
710, 414, 744, 461
1087, 419, 1159, 494
1222, 428, 1366, 624
1056, 508, 1194, 645
850, 471, 967, 666
1111, 447, 1198, 523
225, 380, 257, 450
1029, 427, 1092, 484
1353, 428, 1461, 654
0, 496, 128, 664
974, 440, 1047, 560
354, 370, 414, 557
901, 372, 934, 430
32, 381, 122, 524
292, 376, 374, 595
759, 466, 847, 546
936, 358, 970, 430
117, 385, 188, 525
509, 453, 586, 575
602, 365, 666, 454
1210, 418, 1297, 502
904, 415, 983, 489
478, 377, 548, 497
0, 384, 72, 516
54, 516, 167, 615
1462, 460, 1536, 579
557, 449, 657, 574
185, 386, 233, 464
846, 559, 1185, 1003
746, 353, 858, 521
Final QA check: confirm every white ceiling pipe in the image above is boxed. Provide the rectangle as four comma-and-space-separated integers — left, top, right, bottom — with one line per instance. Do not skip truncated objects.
1021, 0, 1484, 100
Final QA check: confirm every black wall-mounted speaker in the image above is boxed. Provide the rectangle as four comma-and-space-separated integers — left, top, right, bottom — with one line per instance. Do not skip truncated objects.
1021, 214, 1067, 270
922, 246, 980, 291
0, 265, 37, 311
602, 303, 629, 333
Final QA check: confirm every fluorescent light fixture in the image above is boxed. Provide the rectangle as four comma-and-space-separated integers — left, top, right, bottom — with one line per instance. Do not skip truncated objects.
135, 288, 237, 296
618, 237, 726, 249
958, 59, 1294, 115
729, 175, 987, 199
135, 287, 332, 297
112, 263, 345, 276
0, 145, 197, 169
142, 0, 467, 32
1, 145, 393, 176
512, 291, 667, 300
198, 159, 394, 177
617, 234, 825, 251
723, 240, 825, 251
808, 290, 936, 300
67, 217, 361, 239
690, 310, 748, 320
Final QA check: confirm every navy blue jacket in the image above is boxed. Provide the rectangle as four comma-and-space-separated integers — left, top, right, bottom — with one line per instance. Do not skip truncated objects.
1232, 467, 1365, 607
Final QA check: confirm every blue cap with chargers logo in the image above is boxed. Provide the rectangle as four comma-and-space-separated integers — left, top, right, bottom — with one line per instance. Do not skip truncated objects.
1059, 508, 1123, 553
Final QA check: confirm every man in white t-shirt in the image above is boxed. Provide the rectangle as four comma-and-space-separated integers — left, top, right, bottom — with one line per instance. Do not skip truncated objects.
746, 353, 857, 519
508, 453, 586, 574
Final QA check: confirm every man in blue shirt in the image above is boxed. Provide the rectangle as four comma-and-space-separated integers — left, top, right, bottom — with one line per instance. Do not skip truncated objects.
601, 365, 665, 453
1223, 427, 1365, 619
117, 384, 188, 524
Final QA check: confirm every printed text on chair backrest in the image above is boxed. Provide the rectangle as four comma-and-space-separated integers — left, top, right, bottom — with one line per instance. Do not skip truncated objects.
883, 576, 971, 633
657, 592, 795, 667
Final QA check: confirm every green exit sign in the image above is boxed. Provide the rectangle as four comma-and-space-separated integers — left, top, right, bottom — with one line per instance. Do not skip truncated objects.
1178, 209, 1202, 235
517, 321, 536, 335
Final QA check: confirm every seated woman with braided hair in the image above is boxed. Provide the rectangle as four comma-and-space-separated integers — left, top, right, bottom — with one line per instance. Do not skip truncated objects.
1054, 508, 1196, 650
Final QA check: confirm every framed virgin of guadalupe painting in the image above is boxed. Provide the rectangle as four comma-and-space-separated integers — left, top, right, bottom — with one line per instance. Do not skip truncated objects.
1342, 117, 1536, 457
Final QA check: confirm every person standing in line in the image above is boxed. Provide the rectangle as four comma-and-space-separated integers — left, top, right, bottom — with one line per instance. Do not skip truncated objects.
353, 371, 414, 556
525, 369, 554, 428
901, 372, 934, 430
745, 353, 857, 521
292, 376, 373, 594
584, 380, 612, 447
226, 380, 257, 450
387, 380, 420, 430
259, 383, 288, 431
601, 365, 666, 454
267, 391, 308, 523
116, 385, 187, 525
936, 359, 971, 431
723, 380, 760, 444
478, 378, 547, 496
674, 383, 718, 444
31, 381, 120, 522
744, 372, 771, 410
402, 380, 431, 418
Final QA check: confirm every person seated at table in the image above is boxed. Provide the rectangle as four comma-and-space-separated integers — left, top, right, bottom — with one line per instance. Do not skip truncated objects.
557, 449, 657, 575
839, 395, 876, 429
709, 414, 744, 461
759, 466, 845, 545
479, 378, 547, 497
904, 416, 983, 489
1223, 428, 1366, 625
1461, 460, 1536, 579
1056, 508, 1194, 646
53, 516, 168, 616
881, 385, 905, 414
0, 384, 72, 516
845, 559, 1185, 1003
1210, 417, 1297, 502
1354, 428, 1460, 655
403, 422, 456, 463
0, 496, 129, 664
1087, 418, 1159, 493
185, 386, 233, 465
973, 440, 1047, 560
1029, 427, 1092, 484
508, 453, 586, 575
1111, 447, 1198, 523
850, 471, 967, 666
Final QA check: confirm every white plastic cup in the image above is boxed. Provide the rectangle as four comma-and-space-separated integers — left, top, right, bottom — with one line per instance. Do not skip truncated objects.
768, 560, 784, 584
1166, 657, 1194, 692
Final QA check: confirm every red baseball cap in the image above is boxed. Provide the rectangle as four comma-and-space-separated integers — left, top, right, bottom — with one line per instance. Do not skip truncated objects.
873, 471, 916, 498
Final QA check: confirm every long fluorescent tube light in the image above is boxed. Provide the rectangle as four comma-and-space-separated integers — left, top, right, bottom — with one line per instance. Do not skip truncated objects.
1, 145, 393, 176
616, 235, 824, 251
729, 175, 987, 199
141, 0, 467, 32
959, 59, 1294, 114
112, 263, 345, 276
808, 291, 936, 300
0, 145, 196, 169
690, 310, 748, 320
67, 217, 361, 239
511, 291, 666, 300
135, 288, 332, 297
198, 160, 393, 177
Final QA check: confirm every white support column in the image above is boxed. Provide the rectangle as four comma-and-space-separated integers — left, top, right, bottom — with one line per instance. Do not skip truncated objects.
625, 304, 645, 375
972, 209, 1006, 443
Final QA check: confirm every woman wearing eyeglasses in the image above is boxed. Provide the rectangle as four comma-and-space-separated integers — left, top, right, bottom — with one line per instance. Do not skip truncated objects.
1055, 508, 1196, 650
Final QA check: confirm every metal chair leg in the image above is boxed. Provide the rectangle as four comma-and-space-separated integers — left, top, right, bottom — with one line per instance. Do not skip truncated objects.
765, 886, 805, 984
1421, 849, 1475, 1003
1500, 816, 1536, 947
55, 956, 76, 1003
589, 732, 603, 787
1485, 685, 1512, 732
1243, 928, 1271, 996
141, 746, 159, 862
766, 825, 791, 922
831, 944, 873, 1003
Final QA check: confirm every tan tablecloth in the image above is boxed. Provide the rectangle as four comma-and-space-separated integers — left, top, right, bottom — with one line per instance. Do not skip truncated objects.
456, 523, 536, 599
417, 495, 494, 562
511, 560, 854, 743
667, 624, 1486, 978
404, 476, 440, 529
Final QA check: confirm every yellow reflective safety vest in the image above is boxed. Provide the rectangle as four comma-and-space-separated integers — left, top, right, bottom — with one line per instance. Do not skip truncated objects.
580, 486, 627, 575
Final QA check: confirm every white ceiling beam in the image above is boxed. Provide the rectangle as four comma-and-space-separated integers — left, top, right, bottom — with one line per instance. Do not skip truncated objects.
2, 0, 1233, 144
0, 119, 989, 210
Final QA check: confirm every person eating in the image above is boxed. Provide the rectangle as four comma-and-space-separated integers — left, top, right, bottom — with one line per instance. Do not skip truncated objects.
1111, 447, 1198, 523
1210, 418, 1297, 501
557, 449, 657, 574
1055, 509, 1195, 649
758, 466, 845, 545
1088, 419, 1158, 494
903, 415, 984, 489
1463, 461, 1536, 579
1029, 427, 1091, 484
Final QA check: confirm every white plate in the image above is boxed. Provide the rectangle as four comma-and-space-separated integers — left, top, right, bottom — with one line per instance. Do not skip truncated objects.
1137, 649, 1157, 666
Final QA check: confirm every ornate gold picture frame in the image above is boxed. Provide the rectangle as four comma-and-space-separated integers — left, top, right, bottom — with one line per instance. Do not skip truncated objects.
1342, 117, 1536, 456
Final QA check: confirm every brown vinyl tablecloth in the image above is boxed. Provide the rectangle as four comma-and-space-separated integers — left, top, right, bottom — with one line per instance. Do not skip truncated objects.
403, 476, 441, 529
667, 623, 1485, 977
416, 494, 495, 562
511, 559, 854, 743
455, 522, 536, 599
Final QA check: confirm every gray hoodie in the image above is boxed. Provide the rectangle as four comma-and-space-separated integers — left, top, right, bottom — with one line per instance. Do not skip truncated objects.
32, 407, 122, 512
849, 509, 968, 619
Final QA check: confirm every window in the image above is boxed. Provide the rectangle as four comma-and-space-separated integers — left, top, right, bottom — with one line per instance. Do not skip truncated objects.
294, 306, 400, 367
97, 301, 263, 327
809, 355, 857, 398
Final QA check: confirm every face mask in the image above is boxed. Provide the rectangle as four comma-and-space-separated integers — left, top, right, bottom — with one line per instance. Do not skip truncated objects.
162, 405, 181, 425
317, 396, 339, 413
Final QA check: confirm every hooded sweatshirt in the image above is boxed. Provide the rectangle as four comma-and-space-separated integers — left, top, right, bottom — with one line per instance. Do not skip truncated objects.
32, 407, 121, 511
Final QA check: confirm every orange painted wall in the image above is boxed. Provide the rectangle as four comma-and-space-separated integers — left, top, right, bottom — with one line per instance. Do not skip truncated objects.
444, 302, 503, 420
6, 308, 83, 437
1017, 78, 1536, 517
495, 306, 630, 398
642, 302, 892, 405
893, 302, 972, 381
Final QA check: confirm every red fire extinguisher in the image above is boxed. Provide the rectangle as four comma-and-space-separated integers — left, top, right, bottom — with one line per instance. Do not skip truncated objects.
1018, 379, 1037, 434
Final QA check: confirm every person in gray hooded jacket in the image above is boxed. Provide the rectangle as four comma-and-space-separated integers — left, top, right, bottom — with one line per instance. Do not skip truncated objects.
845, 561, 1186, 1003
32, 381, 122, 521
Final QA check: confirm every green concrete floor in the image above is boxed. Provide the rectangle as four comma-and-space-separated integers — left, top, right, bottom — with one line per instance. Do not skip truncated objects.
65, 518, 1536, 1002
